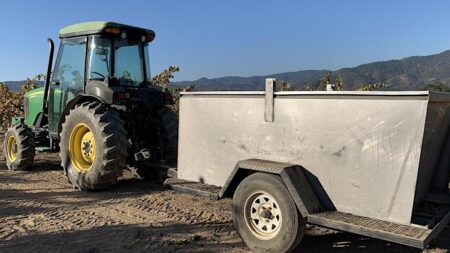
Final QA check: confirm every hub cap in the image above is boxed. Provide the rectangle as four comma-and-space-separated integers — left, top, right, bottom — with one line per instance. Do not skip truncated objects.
7, 136, 17, 162
69, 123, 96, 172
244, 191, 282, 240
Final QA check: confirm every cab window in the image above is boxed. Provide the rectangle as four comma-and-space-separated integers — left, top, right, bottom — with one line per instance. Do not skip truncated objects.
52, 37, 86, 91
114, 39, 144, 86
87, 36, 112, 81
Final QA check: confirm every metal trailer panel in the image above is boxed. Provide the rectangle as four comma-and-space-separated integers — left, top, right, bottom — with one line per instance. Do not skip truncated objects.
414, 100, 450, 205
178, 92, 431, 225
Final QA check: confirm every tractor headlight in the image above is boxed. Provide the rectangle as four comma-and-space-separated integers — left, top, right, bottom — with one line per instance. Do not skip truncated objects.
120, 32, 127, 39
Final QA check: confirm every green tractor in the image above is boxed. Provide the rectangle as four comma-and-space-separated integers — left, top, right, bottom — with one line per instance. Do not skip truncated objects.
2, 21, 178, 190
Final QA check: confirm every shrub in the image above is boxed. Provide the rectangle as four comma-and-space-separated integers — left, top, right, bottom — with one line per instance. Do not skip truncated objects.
356, 83, 387, 91
0, 75, 41, 129
152, 66, 195, 114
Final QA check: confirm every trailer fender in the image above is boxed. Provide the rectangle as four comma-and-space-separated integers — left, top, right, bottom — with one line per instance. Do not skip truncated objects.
219, 159, 323, 217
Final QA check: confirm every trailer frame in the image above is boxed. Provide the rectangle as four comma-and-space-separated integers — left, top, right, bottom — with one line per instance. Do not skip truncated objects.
165, 158, 450, 249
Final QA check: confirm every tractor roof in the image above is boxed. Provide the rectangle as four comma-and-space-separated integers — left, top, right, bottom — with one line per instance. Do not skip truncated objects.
58, 21, 155, 39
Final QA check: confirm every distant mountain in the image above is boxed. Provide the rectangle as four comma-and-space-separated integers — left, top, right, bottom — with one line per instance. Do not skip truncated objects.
171, 50, 450, 91
172, 70, 328, 91
4, 50, 450, 91
2, 81, 45, 91
335, 50, 450, 90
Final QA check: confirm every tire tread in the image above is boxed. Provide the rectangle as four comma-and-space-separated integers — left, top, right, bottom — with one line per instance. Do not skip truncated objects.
60, 101, 128, 191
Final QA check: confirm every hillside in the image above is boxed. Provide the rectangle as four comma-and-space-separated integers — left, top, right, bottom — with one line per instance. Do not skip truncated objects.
335, 50, 450, 90
2, 80, 44, 91
172, 50, 450, 91
173, 70, 328, 91
4, 50, 450, 91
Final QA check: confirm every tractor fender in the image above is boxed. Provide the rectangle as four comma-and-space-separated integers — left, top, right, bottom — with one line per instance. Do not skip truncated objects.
57, 94, 107, 136
219, 159, 323, 217
85, 81, 115, 104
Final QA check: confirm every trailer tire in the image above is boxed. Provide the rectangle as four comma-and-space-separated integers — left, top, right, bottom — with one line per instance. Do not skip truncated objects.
157, 106, 178, 165
3, 124, 35, 170
60, 102, 128, 191
233, 172, 306, 253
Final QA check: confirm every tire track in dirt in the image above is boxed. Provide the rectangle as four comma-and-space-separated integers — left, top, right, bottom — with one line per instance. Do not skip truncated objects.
0, 228, 18, 241
123, 196, 233, 225
0, 195, 53, 240
42, 209, 103, 230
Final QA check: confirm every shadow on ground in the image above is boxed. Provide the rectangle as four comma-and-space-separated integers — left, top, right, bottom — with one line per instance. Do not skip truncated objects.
0, 152, 449, 253
1, 222, 448, 253
0, 222, 244, 253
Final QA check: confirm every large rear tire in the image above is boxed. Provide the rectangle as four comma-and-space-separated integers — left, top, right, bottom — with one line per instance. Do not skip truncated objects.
60, 102, 128, 191
3, 124, 35, 170
232, 173, 306, 253
157, 107, 178, 165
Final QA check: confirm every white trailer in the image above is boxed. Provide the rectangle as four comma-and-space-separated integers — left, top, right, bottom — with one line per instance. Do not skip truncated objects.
165, 79, 450, 253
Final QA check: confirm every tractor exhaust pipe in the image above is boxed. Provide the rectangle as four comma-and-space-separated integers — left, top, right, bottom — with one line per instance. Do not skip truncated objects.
43, 38, 55, 113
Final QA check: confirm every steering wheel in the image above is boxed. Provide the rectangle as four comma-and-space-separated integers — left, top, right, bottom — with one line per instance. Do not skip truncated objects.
91, 71, 106, 79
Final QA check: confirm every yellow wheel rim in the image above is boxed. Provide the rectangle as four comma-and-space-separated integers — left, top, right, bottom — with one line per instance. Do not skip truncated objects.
7, 136, 17, 162
69, 123, 96, 173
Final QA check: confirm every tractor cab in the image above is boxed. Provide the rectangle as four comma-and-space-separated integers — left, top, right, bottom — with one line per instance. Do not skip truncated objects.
55, 22, 154, 89
46, 22, 163, 137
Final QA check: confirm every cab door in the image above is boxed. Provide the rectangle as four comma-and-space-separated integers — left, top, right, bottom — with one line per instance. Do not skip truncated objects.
48, 37, 86, 137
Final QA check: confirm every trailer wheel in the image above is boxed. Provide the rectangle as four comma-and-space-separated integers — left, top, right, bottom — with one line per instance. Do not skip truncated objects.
157, 106, 178, 164
60, 102, 128, 191
3, 124, 35, 170
233, 172, 306, 253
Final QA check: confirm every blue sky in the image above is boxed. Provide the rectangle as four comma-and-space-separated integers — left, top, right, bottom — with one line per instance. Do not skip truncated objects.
1, 0, 450, 81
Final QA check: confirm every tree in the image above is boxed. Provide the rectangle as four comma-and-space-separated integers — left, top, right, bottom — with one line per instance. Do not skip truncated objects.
0, 75, 41, 129
152, 66, 180, 89
318, 72, 332, 91
335, 75, 344, 91
356, 83, 386, 91
317, 72, 344, 91
303, 82, 314, 91
423, 79, 450, 92
276, 79, 292, 91
151, 66, 197, 114
22, 74, 43, 93
168, 85, 195, 114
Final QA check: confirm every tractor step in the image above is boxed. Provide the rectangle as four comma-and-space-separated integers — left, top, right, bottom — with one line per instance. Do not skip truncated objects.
163, 178, 222, 200
167, 168, 177, 178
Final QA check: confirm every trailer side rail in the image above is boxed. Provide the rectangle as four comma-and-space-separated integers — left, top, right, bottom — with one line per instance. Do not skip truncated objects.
308, 210, 450, 249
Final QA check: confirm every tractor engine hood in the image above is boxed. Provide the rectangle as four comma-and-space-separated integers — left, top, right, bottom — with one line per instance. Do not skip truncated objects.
24, 87, 45, 126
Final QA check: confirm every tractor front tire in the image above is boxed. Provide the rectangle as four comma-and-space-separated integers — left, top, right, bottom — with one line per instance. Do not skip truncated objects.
60, 102, 128, 191
3, 124, 35, 170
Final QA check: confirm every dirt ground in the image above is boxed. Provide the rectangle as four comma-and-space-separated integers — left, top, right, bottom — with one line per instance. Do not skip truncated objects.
0, 151, 449, 253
